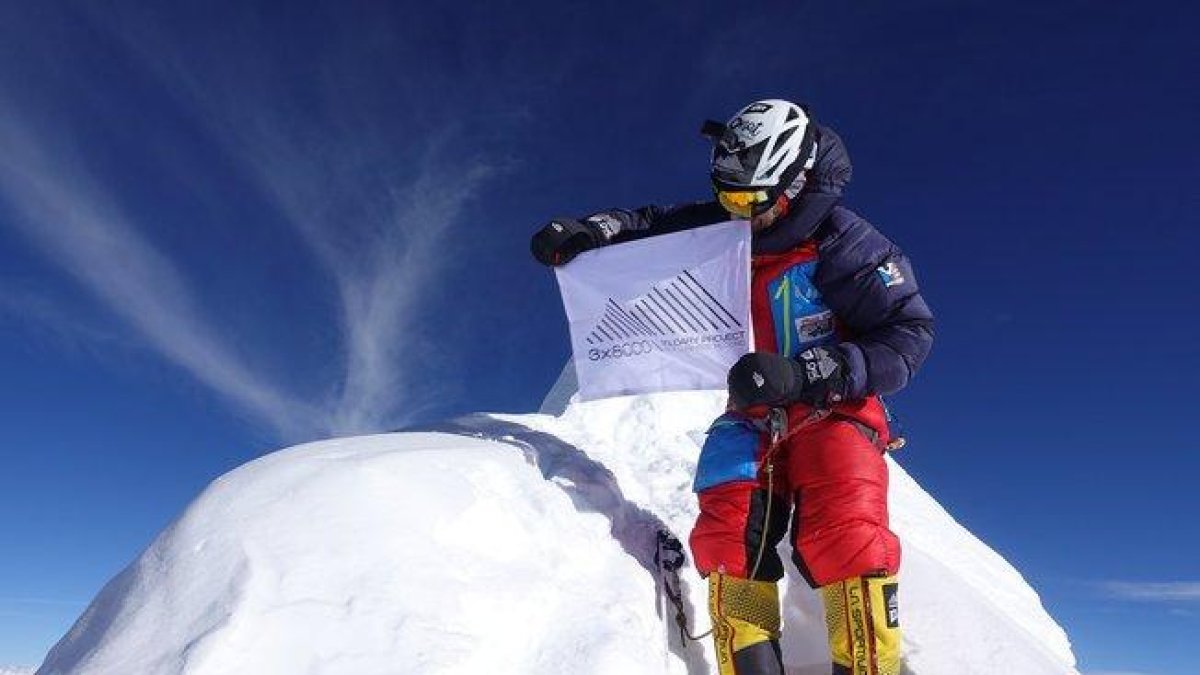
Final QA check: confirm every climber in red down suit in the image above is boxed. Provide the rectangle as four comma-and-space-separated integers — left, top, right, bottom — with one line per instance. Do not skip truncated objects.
531, 99, 934, 675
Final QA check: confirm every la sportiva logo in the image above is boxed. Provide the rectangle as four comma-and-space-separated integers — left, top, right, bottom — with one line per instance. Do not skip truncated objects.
585, 270, 745, 361
847, 583, 869, 673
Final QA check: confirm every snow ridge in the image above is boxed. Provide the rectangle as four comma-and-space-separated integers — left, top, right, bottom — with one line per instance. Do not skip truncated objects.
36, 390, 1077, 674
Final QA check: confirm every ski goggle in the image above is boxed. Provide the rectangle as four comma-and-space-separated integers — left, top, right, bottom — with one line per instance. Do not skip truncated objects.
715, 188, 771, 218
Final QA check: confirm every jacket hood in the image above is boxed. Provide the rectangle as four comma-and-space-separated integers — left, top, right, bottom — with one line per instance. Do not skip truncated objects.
752, 124, 852, 254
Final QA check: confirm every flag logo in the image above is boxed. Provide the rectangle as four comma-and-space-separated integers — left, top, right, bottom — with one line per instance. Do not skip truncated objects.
584, 270, 746, 361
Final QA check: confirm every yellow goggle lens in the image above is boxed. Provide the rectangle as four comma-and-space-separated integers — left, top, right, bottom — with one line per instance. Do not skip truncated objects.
717, 190, 770, 218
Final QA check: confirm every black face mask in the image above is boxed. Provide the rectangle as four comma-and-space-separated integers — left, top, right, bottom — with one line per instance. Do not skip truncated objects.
750, 191, 841, 255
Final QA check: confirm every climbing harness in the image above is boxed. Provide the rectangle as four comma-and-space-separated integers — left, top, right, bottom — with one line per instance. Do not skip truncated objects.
655, 403, 907, 654
748, 406, 830, 579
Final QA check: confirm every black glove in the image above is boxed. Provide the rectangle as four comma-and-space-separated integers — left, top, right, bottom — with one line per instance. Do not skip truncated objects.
727, 347, 849, 409
531, 217, 607, 266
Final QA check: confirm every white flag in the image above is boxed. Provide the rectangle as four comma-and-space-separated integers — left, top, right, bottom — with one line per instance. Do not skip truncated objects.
554, 220, 752, 401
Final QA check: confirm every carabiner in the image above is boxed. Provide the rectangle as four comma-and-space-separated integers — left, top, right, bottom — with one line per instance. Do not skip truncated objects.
767, 407, 788, 446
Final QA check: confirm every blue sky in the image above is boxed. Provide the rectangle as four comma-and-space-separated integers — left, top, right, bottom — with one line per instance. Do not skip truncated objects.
0, 1, 1196, 672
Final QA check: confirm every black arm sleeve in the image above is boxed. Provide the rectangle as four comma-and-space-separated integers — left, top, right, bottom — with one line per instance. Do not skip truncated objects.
582, 201, 730, 245
814, 213, 935, 398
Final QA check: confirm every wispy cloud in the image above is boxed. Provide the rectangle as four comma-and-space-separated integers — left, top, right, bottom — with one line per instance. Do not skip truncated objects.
214, 124, 497, 433
0, 110, 324, 441
1098, 580, 1200, 603
0, 284, 125, 352
0, 7, 503, 442
97, 19, 499, 434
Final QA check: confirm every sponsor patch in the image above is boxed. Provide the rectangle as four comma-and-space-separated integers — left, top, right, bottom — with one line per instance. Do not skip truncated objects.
876, 261, 906, 288
796, 310, 834, 343
800, 348, 839, 383
585, 213, 621, 240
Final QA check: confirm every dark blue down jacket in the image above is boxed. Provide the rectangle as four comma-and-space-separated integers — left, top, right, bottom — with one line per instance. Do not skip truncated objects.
583, 125, 934, 399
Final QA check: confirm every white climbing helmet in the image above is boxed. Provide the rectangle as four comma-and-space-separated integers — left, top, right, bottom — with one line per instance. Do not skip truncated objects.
707, 99, 818, 217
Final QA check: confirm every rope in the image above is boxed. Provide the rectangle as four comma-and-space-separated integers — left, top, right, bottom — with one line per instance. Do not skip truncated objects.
749, 407, 829, 579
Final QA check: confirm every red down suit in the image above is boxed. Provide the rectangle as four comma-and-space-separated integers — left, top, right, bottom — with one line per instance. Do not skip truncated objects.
693, 236, 907, 586
603, 198, 934, 587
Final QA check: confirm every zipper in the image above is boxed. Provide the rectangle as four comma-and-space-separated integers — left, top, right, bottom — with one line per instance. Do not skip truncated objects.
774, 275, 792, 356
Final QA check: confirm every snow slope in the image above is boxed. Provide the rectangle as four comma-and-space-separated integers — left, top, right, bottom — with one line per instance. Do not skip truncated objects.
36, 390, 1077, 674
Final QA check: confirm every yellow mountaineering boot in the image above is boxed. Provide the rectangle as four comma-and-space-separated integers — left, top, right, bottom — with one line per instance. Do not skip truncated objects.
708, 572, 784, 675
820, 574, 902, 675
